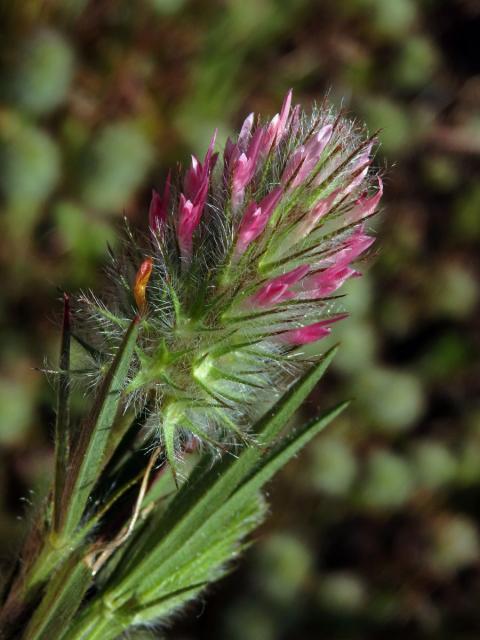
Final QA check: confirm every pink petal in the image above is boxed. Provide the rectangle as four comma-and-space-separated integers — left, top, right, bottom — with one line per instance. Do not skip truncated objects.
253, 282, 294, 306
281, 148, 305, 187
178, 195, 203, 258
238, 112, 254, 148
283, 314, 348, 345
247, 126, 266, 161
265, 89, 292, 148
282, 124, 333, 188
258, 186, 283, 218
279, 89, 293, 126
177, 133, 219, 257
274, 263, 310, 286
232, 153, 250, 190
327, 228, 375, 265
224, 137, 236, 169
304, 264, 358, 297
235, 203, 263, 254
205, 129, 218, 165
349, 176, 383, 222
341, 143, 373, 196
287, 103, 301, 138
235, 187, 283, 255
251, 264, 310, 306
183, 155, 201, 200
295, 189, 339, 238
285, 325, 331, 344
149, 172, 171, 231
231, 127, 266, 208
305, 125, 334, 159
184, 130, 218, 201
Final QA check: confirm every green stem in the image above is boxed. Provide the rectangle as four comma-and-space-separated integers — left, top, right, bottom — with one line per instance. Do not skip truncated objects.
23, 551, 92, 640
23, 536, 70, 594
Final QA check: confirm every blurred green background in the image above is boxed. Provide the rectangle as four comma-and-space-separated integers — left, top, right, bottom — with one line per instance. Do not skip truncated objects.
0, 1, 479, 638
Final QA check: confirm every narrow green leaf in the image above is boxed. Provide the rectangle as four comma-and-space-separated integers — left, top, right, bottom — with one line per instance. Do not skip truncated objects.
66, 494, 265, 639
102, 407, 137, 471
58, 602, 119, 640
58, 317, 139, 539
52, 293, 71, 533
23, 551, 92, 640
130, 582, 208, 625
63, 584, 207, 640
129, 402, 347, 604
254, 345, 339, 443
103, 347, 338, 603
136, 492, 266, 605
229, 401, 349, 505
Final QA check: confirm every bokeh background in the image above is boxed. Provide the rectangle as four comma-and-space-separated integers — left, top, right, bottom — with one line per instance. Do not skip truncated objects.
0, 1, 479, 638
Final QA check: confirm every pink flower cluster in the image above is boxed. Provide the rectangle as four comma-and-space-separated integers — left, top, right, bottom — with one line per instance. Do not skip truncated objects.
250, 225, 375, 344
148, 90, 382, 347
149, 92, 295, 257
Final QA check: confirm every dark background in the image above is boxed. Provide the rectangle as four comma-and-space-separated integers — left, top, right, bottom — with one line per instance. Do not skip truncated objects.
0, 1, 479, 638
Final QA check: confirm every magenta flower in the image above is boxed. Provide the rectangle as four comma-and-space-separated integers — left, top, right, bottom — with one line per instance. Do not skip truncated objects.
327, 226, 376, 265
294, 189, 340, 240
177, 133, 218, 259
147, 90, 381, 341
282, 124, 333, 188
184, 132, 218, 201
235, 186, 283, 255
252, 264, 310, 306
148, 171, 171, 232
283, 314, 348, 345
264, 89, 292, 149
229, 128, 266, 209
177, 195, 205, 258
303, 264, 359, 298
349, 176, 383, 222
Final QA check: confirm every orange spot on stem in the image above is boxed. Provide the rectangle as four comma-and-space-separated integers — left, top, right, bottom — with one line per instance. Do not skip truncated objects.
134, 257, 153, 314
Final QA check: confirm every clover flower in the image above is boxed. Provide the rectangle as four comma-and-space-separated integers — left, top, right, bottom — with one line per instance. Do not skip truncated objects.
78, 91, 382, 474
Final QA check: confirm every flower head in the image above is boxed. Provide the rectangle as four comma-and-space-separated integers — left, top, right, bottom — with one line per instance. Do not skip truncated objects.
78, 91, 382, 472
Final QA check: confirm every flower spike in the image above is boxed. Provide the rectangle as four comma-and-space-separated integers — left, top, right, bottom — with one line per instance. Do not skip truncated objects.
79, 91, 382, 466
